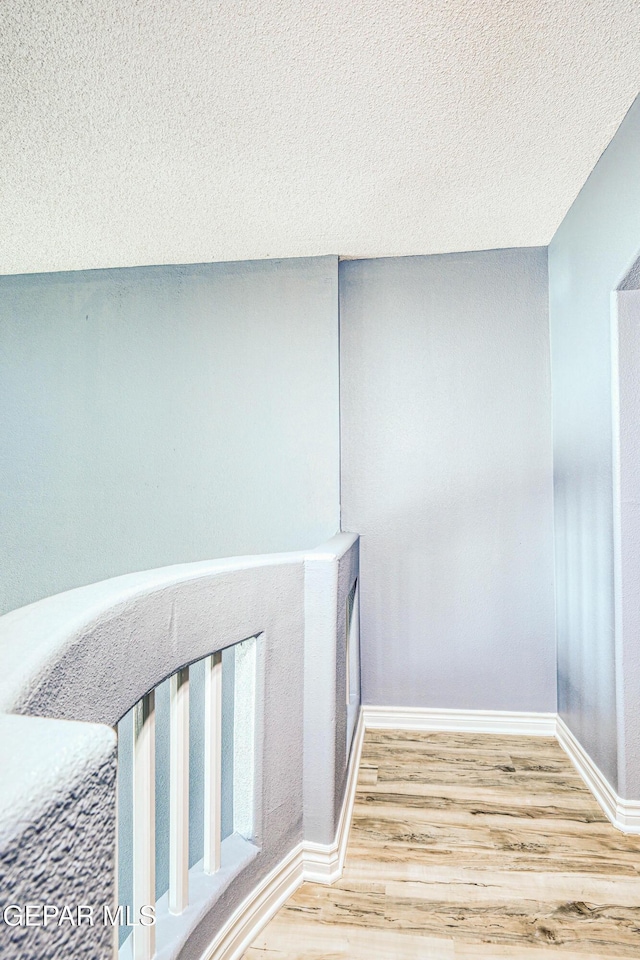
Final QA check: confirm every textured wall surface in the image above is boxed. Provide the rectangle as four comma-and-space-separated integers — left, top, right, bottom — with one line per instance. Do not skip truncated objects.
549, 92, 640, 793
0, 535, 358, 960
1, 1, 640, 273
0, 713, 116, 958
303, 534, 359, 846
0, 256, 339, 615
0, 556, 303, 726
340, 249, 555, 711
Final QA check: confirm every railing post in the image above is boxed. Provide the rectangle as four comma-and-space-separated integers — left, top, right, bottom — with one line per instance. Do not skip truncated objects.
169, 666, 190, 914
133, 691, 156, 960
203, 651, 222, 873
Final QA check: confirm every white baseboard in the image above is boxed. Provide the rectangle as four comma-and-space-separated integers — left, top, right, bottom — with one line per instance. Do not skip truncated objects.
203, 704, 640, 960
363, 705, 640, 836
204, 843, 305, 960
202, 710, 365, 960
362, 705, 557, 737
556, 716, 640, 835
304, 709, 366, 885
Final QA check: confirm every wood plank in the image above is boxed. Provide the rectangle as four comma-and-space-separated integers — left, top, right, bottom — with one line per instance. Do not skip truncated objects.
243, 730, 640, 958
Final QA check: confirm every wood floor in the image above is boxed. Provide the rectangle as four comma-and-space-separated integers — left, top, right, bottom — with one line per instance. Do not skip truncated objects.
244, 730, 640, 958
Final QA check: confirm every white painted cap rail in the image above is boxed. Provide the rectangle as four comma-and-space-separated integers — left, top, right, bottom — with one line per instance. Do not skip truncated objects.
0, 533, 360, 960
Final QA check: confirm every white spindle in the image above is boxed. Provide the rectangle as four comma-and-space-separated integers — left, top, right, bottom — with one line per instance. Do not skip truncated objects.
133, 691, 156, 960
169, 667, 190, 914
233, 638, 257, 839
203, 651, 222, 873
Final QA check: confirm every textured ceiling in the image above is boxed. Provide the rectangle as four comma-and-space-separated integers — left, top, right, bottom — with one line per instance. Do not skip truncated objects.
1, 1, 639, 275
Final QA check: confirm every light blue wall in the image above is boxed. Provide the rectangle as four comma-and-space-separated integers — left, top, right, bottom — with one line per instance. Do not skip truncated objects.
0, 257, 340, 615
340, 249, 556, 712
549, 94, 640, 792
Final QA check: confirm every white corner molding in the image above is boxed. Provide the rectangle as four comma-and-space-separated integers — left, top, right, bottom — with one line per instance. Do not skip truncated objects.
362, 705, 557, 737
303, 708, 366, 885
201, 711, 365, 960
556, 716, 640, 835
363, 705, 640, 835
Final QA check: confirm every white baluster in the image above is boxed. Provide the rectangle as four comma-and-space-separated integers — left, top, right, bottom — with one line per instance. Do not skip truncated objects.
203, 651, 222, 873
169, 667, 190, 914
133, 692, 156, 960
233, 637, 257, 839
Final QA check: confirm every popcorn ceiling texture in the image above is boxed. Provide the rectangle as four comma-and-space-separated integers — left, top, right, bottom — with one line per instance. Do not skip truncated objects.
1, 0, 639, 274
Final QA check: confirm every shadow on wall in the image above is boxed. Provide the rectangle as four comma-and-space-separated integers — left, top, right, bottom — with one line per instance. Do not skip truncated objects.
358, 463, 555, 711
339, 247, 556, 717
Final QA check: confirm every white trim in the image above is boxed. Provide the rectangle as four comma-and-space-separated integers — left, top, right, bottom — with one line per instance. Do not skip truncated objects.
304, 709, 366, 885
133, 691, 156, 960
233, 637, 258, 839
201, 705, 640, 960
203, 844, 305, 960
556, 716, 640, 835
200, 711, 365, 960
203, 652, 223, 875
363, 706, 640, 835
362, 705, 557, 736
169, 666, 190, 914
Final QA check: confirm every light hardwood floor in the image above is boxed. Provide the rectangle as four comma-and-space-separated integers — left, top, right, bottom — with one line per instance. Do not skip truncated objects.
244, 730, 640, 958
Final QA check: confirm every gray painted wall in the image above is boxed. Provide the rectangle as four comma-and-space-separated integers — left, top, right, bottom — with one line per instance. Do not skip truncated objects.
0, 536, 358, 960
0, 256, 339, 615
549, 93, 640, 792
302, 534, 359, 846
340, 249, 555, 711
615, 290, 640, 800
